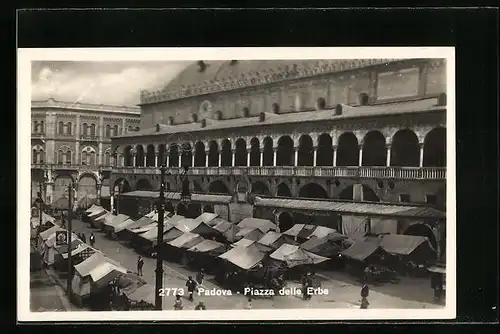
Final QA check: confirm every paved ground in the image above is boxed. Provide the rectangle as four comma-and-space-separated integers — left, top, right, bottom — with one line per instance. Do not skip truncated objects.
30, 269, 75, 312
62, 218, 441, 310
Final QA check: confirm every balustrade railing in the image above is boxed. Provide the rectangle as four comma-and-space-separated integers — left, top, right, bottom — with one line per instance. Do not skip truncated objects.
112, 165, 446, 180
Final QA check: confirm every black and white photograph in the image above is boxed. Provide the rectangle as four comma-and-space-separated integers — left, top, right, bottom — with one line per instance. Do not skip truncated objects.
18, 47, 455, 321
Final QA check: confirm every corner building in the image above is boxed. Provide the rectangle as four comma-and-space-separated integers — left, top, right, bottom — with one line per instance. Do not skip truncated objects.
110, 59, 446, 252
31, 98, 141, 206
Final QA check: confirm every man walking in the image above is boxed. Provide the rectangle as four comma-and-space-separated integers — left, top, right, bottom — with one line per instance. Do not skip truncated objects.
186, 276, 197, 302
81, 233, 87, 244
89, 233, 96, 247
137, 256, 144, 276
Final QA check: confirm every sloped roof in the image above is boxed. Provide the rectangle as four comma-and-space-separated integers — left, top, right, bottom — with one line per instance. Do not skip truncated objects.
237, 218, 276, 233
193, 212, 219, 225
218, 244, 267, 270
188, 239, 225, 253
235, 227, 265, 241
255, 197, 445, 219
341, 240, 381, 261
168, 232, 204, 249
270, 244, 329, 267
379, 234, 435, 255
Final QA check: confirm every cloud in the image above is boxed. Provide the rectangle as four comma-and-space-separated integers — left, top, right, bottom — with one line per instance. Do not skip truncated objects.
31, 61, 189, 105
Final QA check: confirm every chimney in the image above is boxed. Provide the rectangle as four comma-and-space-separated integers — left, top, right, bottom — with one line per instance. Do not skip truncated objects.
197, 61, 206, 72
259, 112, 266, 122
437, 93, 447, 106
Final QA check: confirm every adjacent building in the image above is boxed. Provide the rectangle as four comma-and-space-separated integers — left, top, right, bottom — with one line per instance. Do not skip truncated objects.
109, 59, 447, 257
31, 98, 141, 207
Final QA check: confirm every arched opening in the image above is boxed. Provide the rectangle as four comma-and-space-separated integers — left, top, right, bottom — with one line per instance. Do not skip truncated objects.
262, 137, 273, 166
298, 135, 314, 166
423, 127, 446, 167
146, 144, 155, 167
404, 223, 437, 250
235, 138, 247, 166
337, 132, 359, 166
177, 203, 189, 217
169, 144, 179, 167
221, 139, 232, 167
82, 123, 88, 136
58, 121, 64, 134
391, 129, 420, 167
58, 150, 64, 164
78, 175, 97, 202
33, 121, 38, 133
113, 125, 119, 136
278, 212, 294, 232
181, 142, 193, 167
81, 152, 88, 165
207, 141, 219, 167
114, 178, 132, 194
276, 183, 292, 197
252, 181, 270, 195
316, 98, 326, 110
208, 180, 230, 194
124, 146, 133, 167
65, 151, 72, 164
106, 125, 111, 137
40, 121, 44, 133
187, 203, 202, 219
203, 205, 214, 213
158, 144, 166, 166
135, 146, 145, 167
299, 183, 328, 199
249, 137, 260, 166
135, 178, 153, 191
32, 149, 37, 163
90, 124, 96, 136
53, 176, 75, 204
67, 122, 72, 135
194, 141, 206, 167
277, 136, 294, 166
362, 131, 386, 166
317, 133, 333, 166
338, 184, 380, 202
193, 181, 203, 192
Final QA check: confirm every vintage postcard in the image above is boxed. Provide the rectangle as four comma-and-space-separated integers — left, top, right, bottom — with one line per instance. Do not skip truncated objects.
18, 47, 456, 321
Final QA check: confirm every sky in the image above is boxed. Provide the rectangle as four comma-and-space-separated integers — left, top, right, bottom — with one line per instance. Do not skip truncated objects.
31, 61, 189, 106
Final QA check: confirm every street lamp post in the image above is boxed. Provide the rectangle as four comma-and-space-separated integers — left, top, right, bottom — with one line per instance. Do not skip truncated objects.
155, 149, 191, 310
36, 168, 48, 236
66, 183, 75, 301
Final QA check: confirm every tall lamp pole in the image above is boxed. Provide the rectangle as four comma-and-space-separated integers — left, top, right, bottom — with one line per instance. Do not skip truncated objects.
155, 146, 191, 310
66, 183, 75, 301
36, 168, 48, 236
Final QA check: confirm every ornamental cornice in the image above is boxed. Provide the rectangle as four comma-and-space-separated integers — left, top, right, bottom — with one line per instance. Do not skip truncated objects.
140, 59, 401, 105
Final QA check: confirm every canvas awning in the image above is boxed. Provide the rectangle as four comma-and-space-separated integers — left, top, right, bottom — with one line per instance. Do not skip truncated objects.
341, 240, 381, 261
218, 244, 266, 270
105, 214, 129, 228
237, 218, 277, 233
167, 232, 204, 249
270, 244, 330, 267
95, 212, 113, 222
427, 265, 446, 274
300, 235, 345, 257
193, 212, 219, 226
125, 216, 154, 231
212, 220, 233, 233
39, 226, 65, 240
235, 227, 264, 241
61, 243, 91, 259
379, 234, 435, 255
89, 261, 127, 282
232, 238, 256, 248
255, 197, 445, 219
257, 231, 296, 249
74, 252, 126, 278
88, 209, 108, 219
113, 218, 136, 233
144, 211, 156, 218
85, 205, 102, 214
31, 212, 56, 228
282, 224, 338, 239
188, 239, 226, 253
308, 226, 338, 239
173, 218, 220, 236
45, 232, 80, 248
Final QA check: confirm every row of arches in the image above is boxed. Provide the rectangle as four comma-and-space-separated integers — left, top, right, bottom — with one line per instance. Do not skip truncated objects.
119, 127, 445, 168
58, 121, 73, 135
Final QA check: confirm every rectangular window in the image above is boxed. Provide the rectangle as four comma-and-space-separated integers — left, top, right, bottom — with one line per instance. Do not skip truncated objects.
399, 194, 410, 203
426, 194, 437, 205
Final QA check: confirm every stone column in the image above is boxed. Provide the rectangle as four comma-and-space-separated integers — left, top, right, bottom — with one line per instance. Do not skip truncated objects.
231, 149, 235, 167
218, 151, 222, 167
294, 147, 299, 166
155, 152, 159, 167
143, 155, 147, 167
333, 145, 338, 167
386, 144, 392, 166
178, 154, 182, 167
166, 151, 170, 167
98, 142, 103, 165
133, 153, 137, 166
96, 183, 102, 205
205, 151, 209, 167
246, 149, 250, 166
358, 145, 363, 167
313, 146, 318, 167
273, 148, 277, 166
260, 149, 264, 166
419, 143, 425, 167
121, 118, 126, 135
45, 168, 54, 205
191, 153, 195, 167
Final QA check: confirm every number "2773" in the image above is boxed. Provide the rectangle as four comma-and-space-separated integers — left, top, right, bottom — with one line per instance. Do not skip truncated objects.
158, 288, 185, 297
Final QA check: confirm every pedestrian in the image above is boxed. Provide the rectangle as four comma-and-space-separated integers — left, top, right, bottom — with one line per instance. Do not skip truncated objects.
186, 276, 197, 302
360, 296, 369, 309
196, 268, 205, 285
89, 233, 95, 247
363, 265, 372, 284
245, 296, 252, 310
173, 294, 183, 310
137, 256, 144, 276
360, 283, 370, 309
81, 233, 87, 244
194, 300, 206, 310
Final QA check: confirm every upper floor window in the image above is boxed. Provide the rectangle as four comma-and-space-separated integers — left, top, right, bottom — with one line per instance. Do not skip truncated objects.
58, 121, 64, 134
67, 122, 72, 135
33, 121, 38, 133
106, 125, 111, 137
39, 121, 44, 133
113, 125, 119, 136
104, 152, 110, 165
90, 124, 96, 136
82, 123, 88, 136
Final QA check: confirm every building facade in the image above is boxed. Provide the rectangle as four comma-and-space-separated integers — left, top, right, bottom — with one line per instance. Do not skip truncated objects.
31, 98, 141, 207
109, 59, 447, 251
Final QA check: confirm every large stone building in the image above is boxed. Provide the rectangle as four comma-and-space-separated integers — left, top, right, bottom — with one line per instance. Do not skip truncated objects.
110, 59, 447, 256
31, 98, 141, 206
